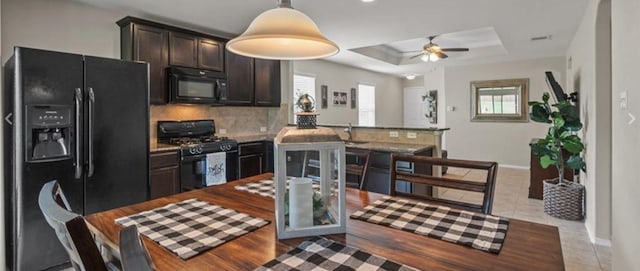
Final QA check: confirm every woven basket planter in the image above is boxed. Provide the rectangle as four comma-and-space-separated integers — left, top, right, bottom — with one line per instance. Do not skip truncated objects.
543, 179, 585, 220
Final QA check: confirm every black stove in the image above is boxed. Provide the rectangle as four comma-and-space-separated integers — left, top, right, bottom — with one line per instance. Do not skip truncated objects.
157, 120, 237, 156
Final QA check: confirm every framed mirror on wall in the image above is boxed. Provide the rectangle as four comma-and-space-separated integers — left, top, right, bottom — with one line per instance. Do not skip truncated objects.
470, 78, 529, 122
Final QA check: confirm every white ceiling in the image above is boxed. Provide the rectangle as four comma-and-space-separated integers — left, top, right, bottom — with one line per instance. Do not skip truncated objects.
74, 0, 589, 78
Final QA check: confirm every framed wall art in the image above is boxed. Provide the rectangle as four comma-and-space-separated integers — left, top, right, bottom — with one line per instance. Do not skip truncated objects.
332, 91, 347, 106
321, 85, 328, 108
350, 88, 356, 109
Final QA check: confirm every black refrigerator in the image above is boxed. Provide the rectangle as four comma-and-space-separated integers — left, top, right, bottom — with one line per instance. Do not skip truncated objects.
3, 47, 150, 270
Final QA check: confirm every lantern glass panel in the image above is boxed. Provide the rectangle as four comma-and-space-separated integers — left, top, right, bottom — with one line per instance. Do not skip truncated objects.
283, 149, 340, 229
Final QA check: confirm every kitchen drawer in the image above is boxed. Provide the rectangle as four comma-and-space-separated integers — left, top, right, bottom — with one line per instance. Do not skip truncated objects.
239, 142, 265, 156
150, 150, 179, 169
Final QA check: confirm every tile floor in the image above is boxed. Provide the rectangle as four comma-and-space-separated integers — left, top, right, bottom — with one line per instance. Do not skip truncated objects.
441, 167, 612, 271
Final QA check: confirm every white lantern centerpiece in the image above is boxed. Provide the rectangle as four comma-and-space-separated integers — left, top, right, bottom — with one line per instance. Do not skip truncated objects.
274, 95, 346, 239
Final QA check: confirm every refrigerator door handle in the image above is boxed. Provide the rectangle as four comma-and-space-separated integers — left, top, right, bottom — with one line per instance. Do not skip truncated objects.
88, 87, 95, 178
74, 88, 83, 179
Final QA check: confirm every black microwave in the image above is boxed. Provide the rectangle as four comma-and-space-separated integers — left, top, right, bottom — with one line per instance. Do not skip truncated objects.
168, 67, 227, 104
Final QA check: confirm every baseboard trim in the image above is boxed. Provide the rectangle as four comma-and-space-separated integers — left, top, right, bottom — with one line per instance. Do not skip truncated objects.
585, 224, 612, 247
499, 164, 530, 170
595, 238, 612, 247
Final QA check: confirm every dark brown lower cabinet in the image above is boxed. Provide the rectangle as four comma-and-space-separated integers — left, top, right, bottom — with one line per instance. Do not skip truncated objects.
239, 154, 263, 179
150, 150, 180, 199
238, 142, 267, 179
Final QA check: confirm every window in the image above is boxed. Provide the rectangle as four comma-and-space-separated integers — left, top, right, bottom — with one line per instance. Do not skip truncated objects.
471, 78, 529, 122
293, 74, 316, 113
358, 84, 375, 126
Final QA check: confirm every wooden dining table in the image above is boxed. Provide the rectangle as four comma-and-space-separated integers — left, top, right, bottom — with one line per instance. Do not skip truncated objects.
85, 173, 564, 271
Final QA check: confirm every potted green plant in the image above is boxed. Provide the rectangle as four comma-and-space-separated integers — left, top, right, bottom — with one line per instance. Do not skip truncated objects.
529, 92, 586, 220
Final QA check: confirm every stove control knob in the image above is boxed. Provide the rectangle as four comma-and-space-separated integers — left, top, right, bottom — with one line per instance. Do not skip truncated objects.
197, 146, 203, 154
189, 147, 196, 155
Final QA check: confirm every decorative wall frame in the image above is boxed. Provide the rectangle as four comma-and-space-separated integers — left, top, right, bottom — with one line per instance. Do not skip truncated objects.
470, 78, 529, 122
332, 91, 347, 106
350, 88, 356, 109
422, 90, 437, 124
321, 85, 328, 108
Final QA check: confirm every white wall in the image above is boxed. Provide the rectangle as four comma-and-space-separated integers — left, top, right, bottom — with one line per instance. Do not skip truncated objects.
443, 57, 565, 167
566, 0, 612, 244
1, 0, 126, 63
611, 0, 640, 269
0, 0, 5, 267
293, 60, 404, 127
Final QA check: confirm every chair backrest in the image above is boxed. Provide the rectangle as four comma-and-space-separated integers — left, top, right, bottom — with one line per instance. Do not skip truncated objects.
390, 154, 498, 214
38, 180, 109, 271
345, 149, 371, 190
119, 225, 155, 271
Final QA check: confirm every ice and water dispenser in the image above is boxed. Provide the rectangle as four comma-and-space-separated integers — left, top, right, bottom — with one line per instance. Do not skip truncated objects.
26, 105, 73, 162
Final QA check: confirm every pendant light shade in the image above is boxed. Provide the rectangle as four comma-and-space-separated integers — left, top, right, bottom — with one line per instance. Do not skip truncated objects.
226, 0, 339, 60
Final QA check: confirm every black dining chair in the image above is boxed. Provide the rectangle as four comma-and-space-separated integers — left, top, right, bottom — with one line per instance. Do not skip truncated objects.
390, 154, 498, 215
119, 225, 155, 271
38, 180, 119, 271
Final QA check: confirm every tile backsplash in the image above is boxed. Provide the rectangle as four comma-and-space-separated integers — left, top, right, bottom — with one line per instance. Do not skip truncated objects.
150, 104, 289, 143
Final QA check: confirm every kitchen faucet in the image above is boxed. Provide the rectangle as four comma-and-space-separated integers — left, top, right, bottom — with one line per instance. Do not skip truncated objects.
344, 122, 353, 141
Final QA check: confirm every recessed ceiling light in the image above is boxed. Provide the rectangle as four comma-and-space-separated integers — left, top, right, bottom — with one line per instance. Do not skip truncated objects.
361, 0, 375, 2
405, 74, 417, 80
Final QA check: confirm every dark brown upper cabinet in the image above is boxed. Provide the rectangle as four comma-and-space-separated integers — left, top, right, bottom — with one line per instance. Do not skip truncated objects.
254, 58, 281, 106
226, 50, 255, 105
169, 32, 198, 68
198, 38, 224, 71
119, 21, 169, 104
226, 51, 281, 107
118, 17, 278, 106
169, 32, 224, 72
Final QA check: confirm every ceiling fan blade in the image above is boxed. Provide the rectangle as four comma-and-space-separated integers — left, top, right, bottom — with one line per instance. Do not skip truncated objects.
441, 48, 469, 52
435, 51, 448, 59
409, 53, 424, 59
404, 50, 424, 53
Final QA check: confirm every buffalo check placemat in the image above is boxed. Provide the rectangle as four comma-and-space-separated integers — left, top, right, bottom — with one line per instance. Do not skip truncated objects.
115, 198, 269, 259
350, 196, 509, 253
255, 236, 418, 271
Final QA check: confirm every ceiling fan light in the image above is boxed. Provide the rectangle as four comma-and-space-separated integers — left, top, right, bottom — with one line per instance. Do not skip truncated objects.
429, 53, 440, 62
421, 54, 430, 62
226, 2, 339, 60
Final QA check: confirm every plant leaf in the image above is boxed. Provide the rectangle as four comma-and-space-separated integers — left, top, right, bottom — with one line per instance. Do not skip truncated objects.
540, 155, 556, 168
554, 116, 565, 130
530, 104, 550, 123
562, 135, 584, 153
542, 92, 550, 103
566, 155, 586, 172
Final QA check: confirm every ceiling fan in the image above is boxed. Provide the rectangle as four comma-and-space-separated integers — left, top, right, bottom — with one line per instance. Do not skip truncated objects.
409, 36, 469, 62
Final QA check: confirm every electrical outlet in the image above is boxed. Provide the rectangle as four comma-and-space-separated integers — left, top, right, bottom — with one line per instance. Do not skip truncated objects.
389, 131, 399, 137
407, 132, 417, 139
620, 91, 628, 109
219, 129, 227, 134
260, 126, 267, 132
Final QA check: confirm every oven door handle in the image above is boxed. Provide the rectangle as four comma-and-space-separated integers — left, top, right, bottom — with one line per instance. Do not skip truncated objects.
181, 150, 237, 162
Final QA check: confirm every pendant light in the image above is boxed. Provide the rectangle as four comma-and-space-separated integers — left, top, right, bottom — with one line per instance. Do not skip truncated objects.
226, 0, 339, 60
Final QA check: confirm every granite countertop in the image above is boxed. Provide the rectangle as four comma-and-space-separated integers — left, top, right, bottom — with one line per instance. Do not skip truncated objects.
232, 134, 277, 143
150, 142, 180, 152
343, 141, 434, 154
149, 134, 433, 154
